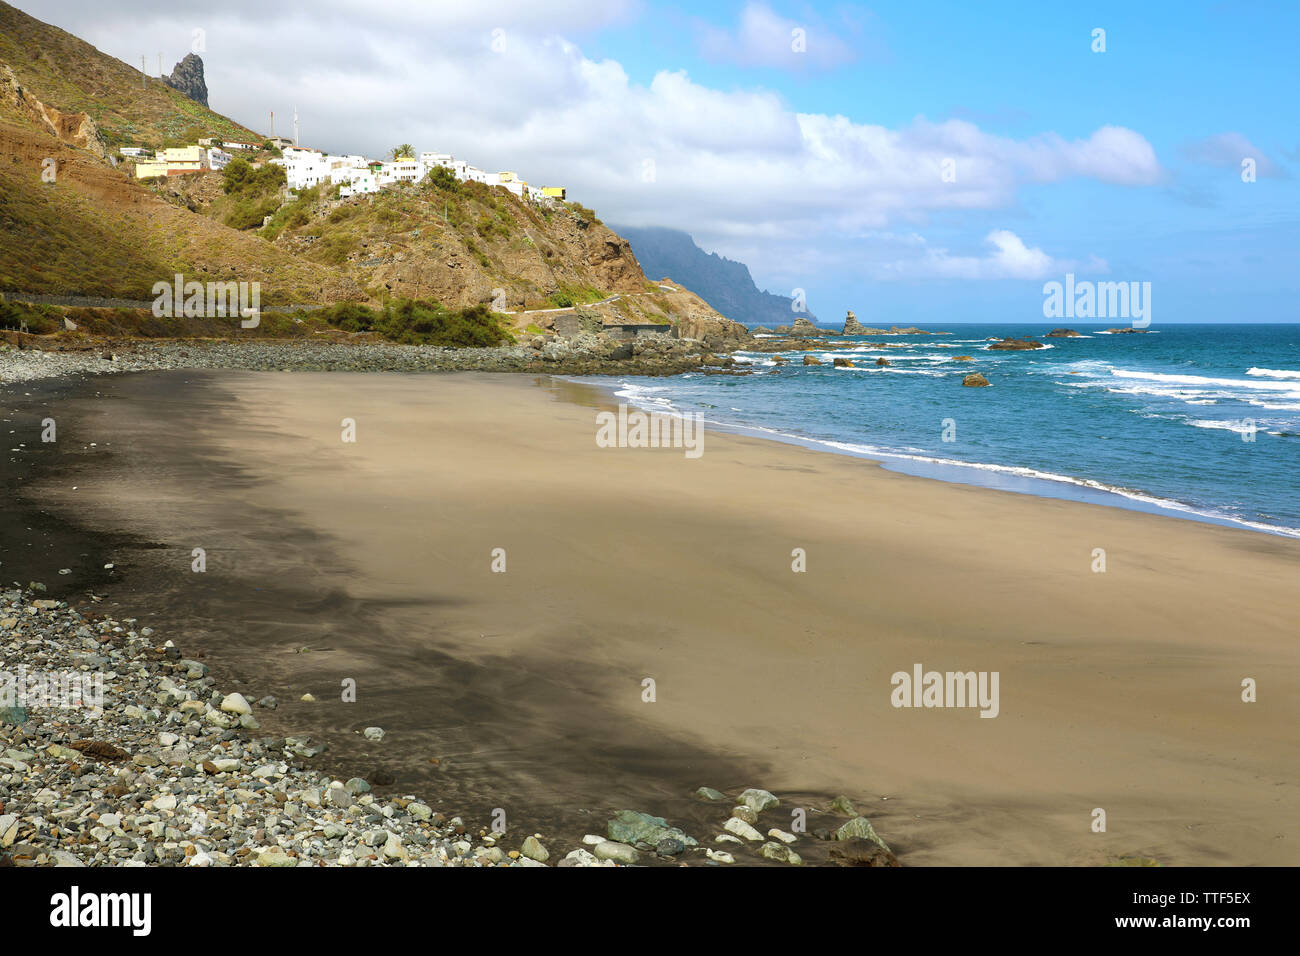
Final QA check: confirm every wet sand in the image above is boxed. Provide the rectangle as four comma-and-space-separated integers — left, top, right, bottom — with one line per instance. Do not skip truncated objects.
8, 369, 1300, 865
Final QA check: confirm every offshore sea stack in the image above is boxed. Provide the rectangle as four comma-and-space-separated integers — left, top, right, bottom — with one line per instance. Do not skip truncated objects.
843, 311, 869, 334
988, 337, 1046, 350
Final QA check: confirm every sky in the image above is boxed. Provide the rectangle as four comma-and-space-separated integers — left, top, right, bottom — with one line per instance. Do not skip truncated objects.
19, 0, 1300, 323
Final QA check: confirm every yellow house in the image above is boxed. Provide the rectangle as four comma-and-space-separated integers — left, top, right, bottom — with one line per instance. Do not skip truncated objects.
542, 186, 567, 199
134, 160, 170, 179
161, 146, 203, 164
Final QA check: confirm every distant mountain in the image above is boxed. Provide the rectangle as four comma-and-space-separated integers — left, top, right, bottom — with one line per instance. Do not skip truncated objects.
615, 225, 811, 327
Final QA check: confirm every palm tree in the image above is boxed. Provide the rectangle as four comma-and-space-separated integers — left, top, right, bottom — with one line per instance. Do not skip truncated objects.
391, 144, 414, 161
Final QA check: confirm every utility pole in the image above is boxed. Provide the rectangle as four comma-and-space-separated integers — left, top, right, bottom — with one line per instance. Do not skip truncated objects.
158, 53, 163, 78
270, 111, 275, 138
141, 55, 146, 88
293, 107, 298, 147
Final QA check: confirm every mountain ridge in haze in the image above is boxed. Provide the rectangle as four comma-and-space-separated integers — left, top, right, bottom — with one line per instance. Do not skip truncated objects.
615, 225, 812, 327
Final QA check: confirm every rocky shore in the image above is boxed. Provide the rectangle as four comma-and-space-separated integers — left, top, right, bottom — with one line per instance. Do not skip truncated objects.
0, 335, 750, 386
0, 587, 896, 867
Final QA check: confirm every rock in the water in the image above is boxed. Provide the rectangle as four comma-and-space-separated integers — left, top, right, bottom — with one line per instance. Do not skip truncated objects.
791, 316, 823, 337
656, 837, 686, 857
606, 810, 696, 847
875, 357, 889, 366
759, 841, 803, 865
738, 788, 780, 813
520, 836, 549, 863
962, 372, 991, 387
843, 311, 869, 335
832, 357, 854, 367
1044, 328, 1082, 337
835, 816, 890, 852
694, 786, 726, 801
706, 848, 735, 864
802, 354, 821, 366
363, 726, 385, 741
987, 337, 1045, 350
831, 837, 900, 867
953, 355, 974, 361
723, 817, 765, 842
593, 840, 639, 864
731, 805, 758, 825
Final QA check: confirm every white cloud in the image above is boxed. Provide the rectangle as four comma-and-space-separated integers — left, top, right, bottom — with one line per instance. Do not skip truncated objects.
696, 2, 859, 71
1183, 132, 1286, 178
875, 230, 1108, 281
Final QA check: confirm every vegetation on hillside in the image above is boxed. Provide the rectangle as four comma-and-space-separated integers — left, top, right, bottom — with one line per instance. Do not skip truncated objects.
311, 299, 512, 346
219, 157, 287, 230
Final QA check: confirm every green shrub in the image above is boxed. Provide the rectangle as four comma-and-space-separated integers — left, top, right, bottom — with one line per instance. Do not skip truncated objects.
312, 299, 510, 347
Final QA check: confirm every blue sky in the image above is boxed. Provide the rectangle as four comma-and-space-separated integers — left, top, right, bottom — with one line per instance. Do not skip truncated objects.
29, 0, 1300, 323
583, 0, 1299, 323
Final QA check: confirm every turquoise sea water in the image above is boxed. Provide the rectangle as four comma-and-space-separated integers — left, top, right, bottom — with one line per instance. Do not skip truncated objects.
587, 323, 1300, 537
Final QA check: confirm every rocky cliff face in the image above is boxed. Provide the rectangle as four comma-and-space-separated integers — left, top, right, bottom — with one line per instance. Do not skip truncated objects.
164, 53, 208, 107
0, 65, 105, 158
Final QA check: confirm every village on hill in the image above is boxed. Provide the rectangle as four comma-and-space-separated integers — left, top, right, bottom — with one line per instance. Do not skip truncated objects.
123, 133, 567, 203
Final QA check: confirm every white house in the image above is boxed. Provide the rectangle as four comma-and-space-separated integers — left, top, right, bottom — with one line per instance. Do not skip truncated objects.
205, 147, 233, 171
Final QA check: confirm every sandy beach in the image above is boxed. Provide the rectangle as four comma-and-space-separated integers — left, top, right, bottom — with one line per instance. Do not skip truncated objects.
11, 369, 1299, 866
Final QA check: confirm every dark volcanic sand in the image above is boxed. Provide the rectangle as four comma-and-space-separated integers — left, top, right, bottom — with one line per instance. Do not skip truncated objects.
2, 371, 857, 864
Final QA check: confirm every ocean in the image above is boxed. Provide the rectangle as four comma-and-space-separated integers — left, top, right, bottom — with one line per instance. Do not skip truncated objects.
590, 323, 1300, 537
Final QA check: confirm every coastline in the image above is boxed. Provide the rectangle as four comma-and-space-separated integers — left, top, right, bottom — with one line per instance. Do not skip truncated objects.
5, 367, 1300, 866
593, 375, 1300, 539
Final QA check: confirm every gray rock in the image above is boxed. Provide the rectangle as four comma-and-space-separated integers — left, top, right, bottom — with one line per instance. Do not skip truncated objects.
592, 840, 639, 864
520, 836, 549, 863
607, 809, 697, 847
835, 816, 891, 852
738, 788, 780, 813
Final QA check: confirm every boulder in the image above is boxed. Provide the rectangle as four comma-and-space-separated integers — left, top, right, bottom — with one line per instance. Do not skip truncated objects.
875, 357, 889, 366
738, 788, 781, 812
607, 810, 696, 847
592, 840, 639, 864
790, 316, 824, 337
831, 837, 900, 867
803, 355, 821, 366
759, 841, 803, 865
832, 358, 854, 368
520, 836, 549, 863
835, 816, 890, 852
1044, 328, 1082, 337
953, 355, 974, 361
962, 373, 991, 387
